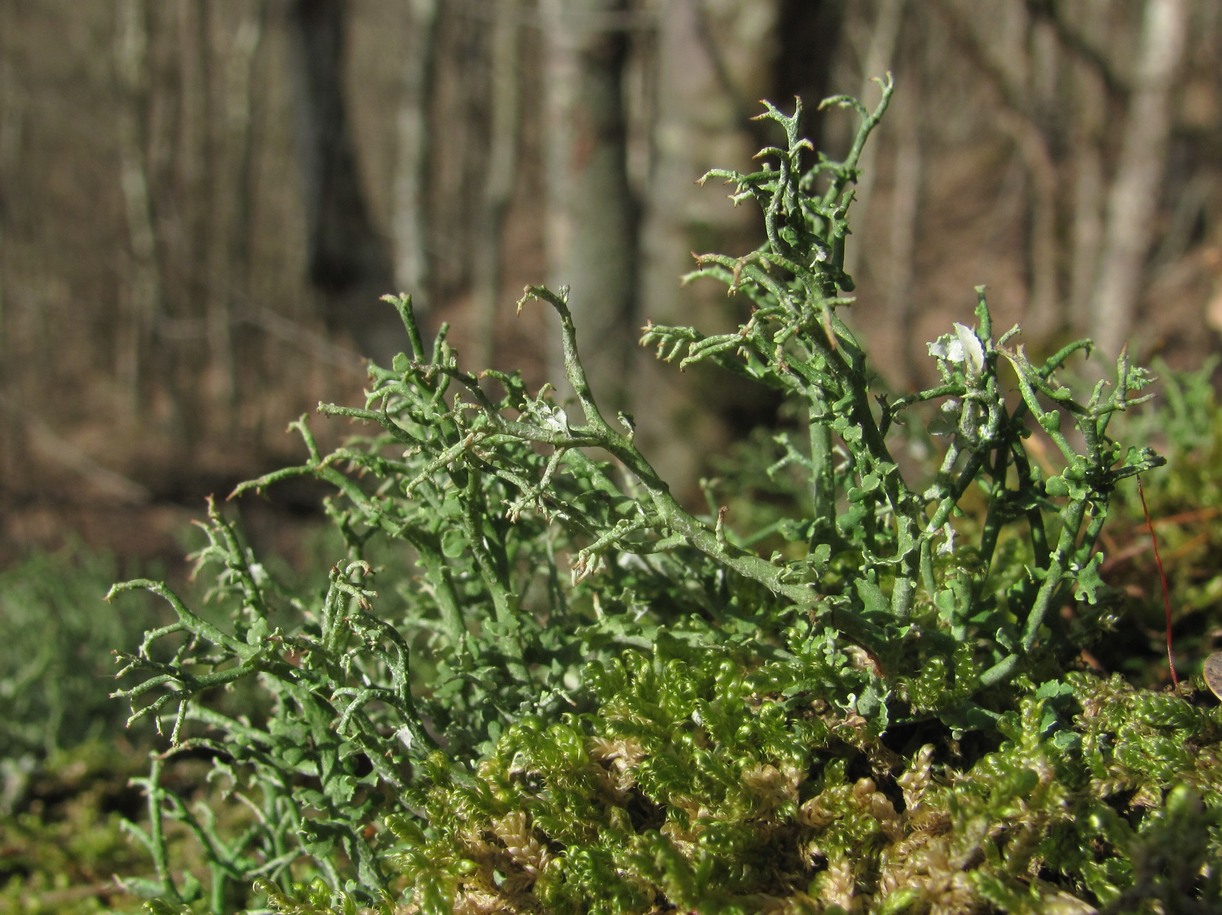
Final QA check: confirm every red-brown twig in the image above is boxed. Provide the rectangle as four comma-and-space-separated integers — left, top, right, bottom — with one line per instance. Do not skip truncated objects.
1138, 474, 1178, 687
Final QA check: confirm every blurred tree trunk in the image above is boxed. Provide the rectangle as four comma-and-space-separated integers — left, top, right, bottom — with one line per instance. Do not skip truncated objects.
1090, 0, 1188, 356
186, 0, 245, 418
474, 0, 522, 371
172, 0, 214, 442
114, 0, 162, 413
542, 0, 638, 412
424, 8, 494, 310
223, 0, 268, 418
1065, 3, 1109, 331
1011, 6, 1061, 338
285, 0, 398, 363
774, 0, 844, 152
0, 0, 24, 482
392, 0, 439, 310
0, 0, 14, 339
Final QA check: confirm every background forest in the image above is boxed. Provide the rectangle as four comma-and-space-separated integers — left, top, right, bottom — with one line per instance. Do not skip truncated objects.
2, 0, 1222, 566
2, 0, 1220, 570
3, 1, 1222, 912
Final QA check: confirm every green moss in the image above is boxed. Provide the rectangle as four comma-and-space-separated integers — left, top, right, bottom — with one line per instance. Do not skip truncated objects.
379, 666, 1221, 913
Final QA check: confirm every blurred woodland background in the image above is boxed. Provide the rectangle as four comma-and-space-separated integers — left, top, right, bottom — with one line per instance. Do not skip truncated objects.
1, 0, 1220, 568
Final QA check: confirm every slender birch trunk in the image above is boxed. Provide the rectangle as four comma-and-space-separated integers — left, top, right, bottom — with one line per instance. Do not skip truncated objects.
392, 0, 439, 308
1090, 0, 1188, 356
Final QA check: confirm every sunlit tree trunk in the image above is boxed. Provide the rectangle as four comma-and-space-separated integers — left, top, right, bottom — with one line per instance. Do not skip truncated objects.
1066, 4, 1109, 331
1016, 10, 1062, 338
392, 0, 439, 309
1090, 0, 1188, 356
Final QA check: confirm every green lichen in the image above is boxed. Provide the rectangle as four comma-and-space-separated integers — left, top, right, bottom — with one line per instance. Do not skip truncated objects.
108, 81, 1220, 914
